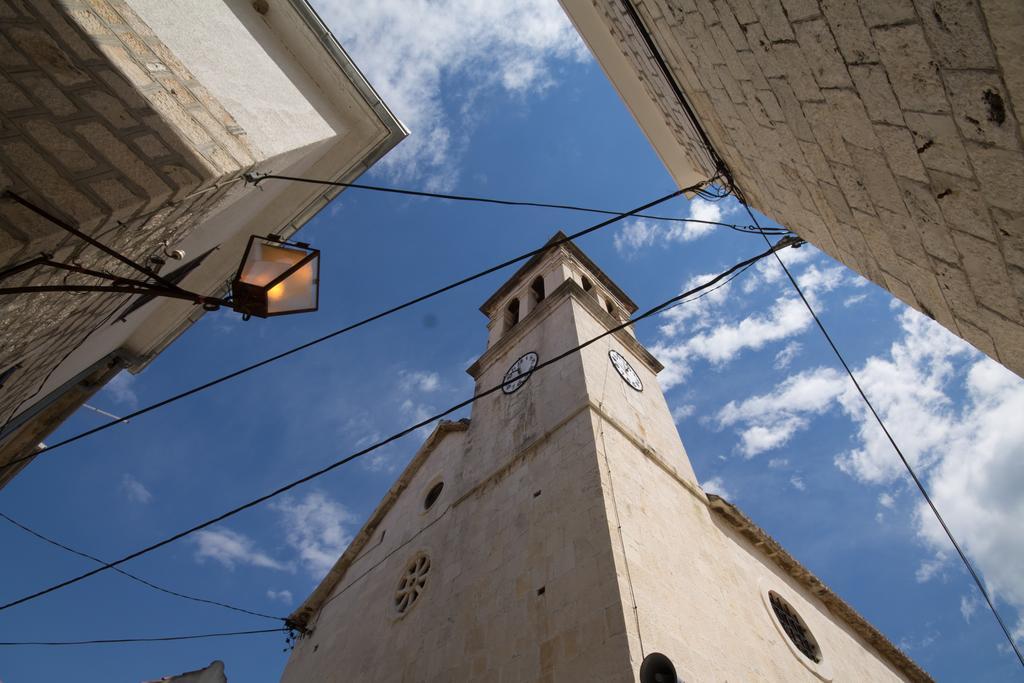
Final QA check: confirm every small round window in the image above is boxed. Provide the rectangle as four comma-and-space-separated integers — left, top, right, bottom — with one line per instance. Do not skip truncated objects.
395, 554, 430, 615
423, 481, 443, 510
769, 592, 821, 663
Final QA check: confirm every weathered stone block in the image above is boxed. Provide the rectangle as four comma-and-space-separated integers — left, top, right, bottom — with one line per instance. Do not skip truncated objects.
848, 64, 903, 126
978, 0, 1024, 147
895, 178, 959, 262
767, 77, 814, 141
954, 315, 996, 357
848, 145, 907, 215
874, 124, 928, 182
859, 0, 917, 27
15, 74, 76, 116
748, 0, 794, 41
903, 112, 973, 178
22, 119, 97, 174
926, 170, 996, 242
952, 230, 1020, 319
80, 90, 138, 130
902, 259, 958, 329
965, 144, 1024, 213
803, 100, 852, 164
770, 41, 820, 102
991, 208, 1024, 270
980, 308, 1024, 374
0, 140, 101, 225
941, 70, 1019, 151
823, 88, 878, 149
913, 0, 997, 69
794, 19, 852, 89
820, 0, 878, 64
74, 121, 171, 211
0, 73, 31, 112
7, 26, 90, 86
872, 24, 948, 114
780, 0, 818, 21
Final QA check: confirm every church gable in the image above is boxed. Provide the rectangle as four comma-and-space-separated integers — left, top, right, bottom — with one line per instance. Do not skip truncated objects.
289, 419, 469, 629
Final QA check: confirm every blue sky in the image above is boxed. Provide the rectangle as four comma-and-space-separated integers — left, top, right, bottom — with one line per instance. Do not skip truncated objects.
1, 2, 1022, 681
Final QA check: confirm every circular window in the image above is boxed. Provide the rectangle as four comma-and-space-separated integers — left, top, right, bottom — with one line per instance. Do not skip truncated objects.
423, 481, 444, 510
769, 591, 821, 663
394, 554, 431, 615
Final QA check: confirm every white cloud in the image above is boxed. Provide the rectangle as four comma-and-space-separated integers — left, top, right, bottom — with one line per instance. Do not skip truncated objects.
773, 341, 803, 370
701, 476, 734, 500
193, 528, 290, 572
399, 370, 441, 393
789, 475, 806, 491
768, 458, 789, 469
843, 293, 867, 307
712, 304, 1024, 631
671, 403, 696, 422
960, 593, 979, 623
120, 474, 152, 504
652, 248, 848, 389
614, 198, 739, 256
102, 370, 137, 408
272, 491, 357, 580
313, 0, 587, 186
267, 589, 294, 605
613, 219, 659, 255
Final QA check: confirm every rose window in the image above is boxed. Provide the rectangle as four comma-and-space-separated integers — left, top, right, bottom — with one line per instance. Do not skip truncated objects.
395, 554, 430, 615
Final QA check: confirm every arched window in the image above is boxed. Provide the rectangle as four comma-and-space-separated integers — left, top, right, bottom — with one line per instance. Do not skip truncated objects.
530, 275, 545, 304
505, 298, 520, 330
606, 299, 616, 317
581, 275, 592, 292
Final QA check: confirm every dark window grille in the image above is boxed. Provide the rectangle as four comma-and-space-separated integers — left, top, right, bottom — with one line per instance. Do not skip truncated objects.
770, 592, 821, 663
395, 554, 430, 615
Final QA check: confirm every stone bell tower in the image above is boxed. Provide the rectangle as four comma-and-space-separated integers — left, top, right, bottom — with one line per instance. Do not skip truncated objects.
280, 233, 929, 682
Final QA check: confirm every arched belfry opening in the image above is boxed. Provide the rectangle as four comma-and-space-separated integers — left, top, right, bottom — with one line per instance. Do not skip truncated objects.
581, 275, 593, 292
530, 276, 545, 305
606, 299, 616, 317
505, 297, 520, 331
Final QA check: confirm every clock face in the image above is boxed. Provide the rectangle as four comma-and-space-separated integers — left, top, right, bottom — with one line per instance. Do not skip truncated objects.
609, 349, 643, 392
502, 351, 539, 394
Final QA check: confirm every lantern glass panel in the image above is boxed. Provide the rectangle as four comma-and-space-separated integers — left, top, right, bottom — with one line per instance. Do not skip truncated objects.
267, 254, 318, 314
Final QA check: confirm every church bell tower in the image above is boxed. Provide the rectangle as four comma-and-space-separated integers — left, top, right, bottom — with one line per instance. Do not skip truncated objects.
280, 234, 929, 682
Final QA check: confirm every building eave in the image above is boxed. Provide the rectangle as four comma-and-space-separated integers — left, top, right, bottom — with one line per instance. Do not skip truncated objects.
706, 494, 933, 683
288, 419, 469, 629
480, 231, 639, 317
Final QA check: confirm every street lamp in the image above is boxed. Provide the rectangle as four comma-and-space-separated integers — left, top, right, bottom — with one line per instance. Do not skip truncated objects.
0, 192, 320, 320
232, 235, 320, 318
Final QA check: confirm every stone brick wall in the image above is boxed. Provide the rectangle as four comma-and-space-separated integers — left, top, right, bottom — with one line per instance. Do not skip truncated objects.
0, 0, 257, 428
592, 0, 1024, 376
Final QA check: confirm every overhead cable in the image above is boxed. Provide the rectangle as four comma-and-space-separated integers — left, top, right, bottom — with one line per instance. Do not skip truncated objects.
0, 236, 796, 614
0, 511, 284, 622
0, 180, 711, 473
618, 0, 1022, 664
246, 172, 785, 235
744, 198, 1024, 668
0, 627, 288, 647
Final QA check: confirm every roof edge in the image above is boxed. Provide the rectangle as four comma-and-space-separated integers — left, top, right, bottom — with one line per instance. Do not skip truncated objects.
706, 494, 933, 683
480, 231, 638, 317
288, 419, 469, 628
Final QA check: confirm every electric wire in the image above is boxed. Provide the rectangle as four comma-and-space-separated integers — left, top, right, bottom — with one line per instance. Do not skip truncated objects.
0, 628, 288, 647
618, 0, 1022, 662
247, 172, 786, 236
742, 198, 1024, 669
0, 181, 709, 474
0, 238, 793, 614
0, 511, 285, 622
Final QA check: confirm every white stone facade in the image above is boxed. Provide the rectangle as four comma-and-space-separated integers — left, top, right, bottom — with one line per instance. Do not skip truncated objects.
560, 0, 1024, 380
0, 0, 405, 486
281, 238, 927, 681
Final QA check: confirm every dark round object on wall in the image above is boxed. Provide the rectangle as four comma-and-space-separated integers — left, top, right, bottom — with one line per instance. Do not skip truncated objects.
423, 481, 444, 510
639, 652, 678, 683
